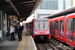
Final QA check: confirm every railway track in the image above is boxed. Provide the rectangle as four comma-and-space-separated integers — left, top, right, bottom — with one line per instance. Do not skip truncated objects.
35, 38, 75, 50
36, 43, 57, 50
47, 39, 74, 50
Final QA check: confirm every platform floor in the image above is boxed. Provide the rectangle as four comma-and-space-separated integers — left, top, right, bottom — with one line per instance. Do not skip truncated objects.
0, 30, 37, 50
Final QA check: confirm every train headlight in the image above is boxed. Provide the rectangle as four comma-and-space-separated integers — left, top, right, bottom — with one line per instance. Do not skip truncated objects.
46, 31, 49, 34
34, 32, 37, 34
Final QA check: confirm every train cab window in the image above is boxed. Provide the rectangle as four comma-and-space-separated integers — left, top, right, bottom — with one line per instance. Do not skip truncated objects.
35, 19, 48, 30
54, 21, 59, 30
40, 21, 43, 30
44, 21, 49, 30
34, 22, 39, 30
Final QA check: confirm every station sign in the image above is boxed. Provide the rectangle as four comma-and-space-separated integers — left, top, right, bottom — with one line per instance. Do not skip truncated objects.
9, 15, 15, 19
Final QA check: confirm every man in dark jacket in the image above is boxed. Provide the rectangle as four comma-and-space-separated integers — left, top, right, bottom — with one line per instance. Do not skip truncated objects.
15, 24, 18, 34
17, 23, 23, 41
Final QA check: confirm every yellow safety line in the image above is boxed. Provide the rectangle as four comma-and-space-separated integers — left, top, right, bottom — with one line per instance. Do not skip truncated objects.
28, 36, 31, 50
17, 31, 25, 50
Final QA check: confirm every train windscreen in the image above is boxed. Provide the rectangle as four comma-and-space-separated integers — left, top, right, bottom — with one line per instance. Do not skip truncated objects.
34, 19, 49, 30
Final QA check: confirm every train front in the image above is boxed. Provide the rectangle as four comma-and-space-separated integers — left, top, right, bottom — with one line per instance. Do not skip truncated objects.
33, 18, 51, 40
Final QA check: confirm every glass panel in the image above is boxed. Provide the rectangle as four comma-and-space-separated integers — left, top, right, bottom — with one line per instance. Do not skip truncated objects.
50, 22, 54, 35
34, 19, 49, 30
54, 21, 59, 35
50, 22, 53, 29
60, 20, 64, 37
66, 19, 73, 42
40, 21, 43, 30
44, 21, 49, 30
60, 20, 64, 30
54, 21, 59, 30
34, 22, 39, 30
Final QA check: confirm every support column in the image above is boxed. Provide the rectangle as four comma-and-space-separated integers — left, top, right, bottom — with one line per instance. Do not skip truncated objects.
7, 15, 10, 28
5, 13, 7, 31
1, 11, 4, 39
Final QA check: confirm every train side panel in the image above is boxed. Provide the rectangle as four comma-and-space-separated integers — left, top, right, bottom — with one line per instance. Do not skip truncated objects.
50, 16, 66, 42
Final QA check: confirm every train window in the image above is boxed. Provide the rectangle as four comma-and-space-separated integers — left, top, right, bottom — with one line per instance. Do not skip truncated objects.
66, 19, 73, 31
44, 21, 49, 30
40, 21, 43, 30
54, 21, 59, 30
60, 20, 64, 30
34, 22, 39, 30
50, 22, 53, 29
35, 19, 48, 30
66, 18, 73, 42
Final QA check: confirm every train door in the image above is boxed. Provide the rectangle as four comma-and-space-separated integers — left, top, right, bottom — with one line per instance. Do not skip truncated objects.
66, 18, 73, 42
54, 21, 59, 36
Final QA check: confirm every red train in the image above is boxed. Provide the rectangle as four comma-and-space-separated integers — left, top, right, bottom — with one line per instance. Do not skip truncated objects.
25, 18, 51, 40
50, 13, 75, 47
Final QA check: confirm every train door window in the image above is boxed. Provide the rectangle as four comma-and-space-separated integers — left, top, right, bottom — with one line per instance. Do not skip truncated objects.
66, 18, 73, 42
54, 21, 59, 30
60, 20, 64, 30
54, 21, 58, 35
60, 20, 64, 37
50, 22, 53, 29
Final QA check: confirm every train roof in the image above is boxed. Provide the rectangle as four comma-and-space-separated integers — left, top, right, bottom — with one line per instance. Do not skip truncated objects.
45, 6, 75, 19
25, 18, 49, 23
50, 16, 65, 21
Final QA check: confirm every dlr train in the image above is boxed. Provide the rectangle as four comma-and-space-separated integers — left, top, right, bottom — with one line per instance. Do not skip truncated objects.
23, 13, 75, 47
50, 13, 75, 47
25, 18, 51, 40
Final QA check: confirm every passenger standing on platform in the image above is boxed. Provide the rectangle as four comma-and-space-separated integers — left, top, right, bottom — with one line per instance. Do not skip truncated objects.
21, 25, 24, 39
17, 23, 22, 41
15, 24, 18, 34
10, 24, 15, 41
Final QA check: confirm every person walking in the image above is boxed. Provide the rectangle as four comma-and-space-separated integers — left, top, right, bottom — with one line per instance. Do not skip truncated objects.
17, 23, 23, 41
10, 24, 15, 41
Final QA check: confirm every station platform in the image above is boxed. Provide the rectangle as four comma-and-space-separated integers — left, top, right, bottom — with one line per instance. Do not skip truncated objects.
0, 30, 37, 50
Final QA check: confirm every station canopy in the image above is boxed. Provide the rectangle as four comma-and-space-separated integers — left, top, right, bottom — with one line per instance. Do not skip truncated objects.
0, 0, 41, 19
